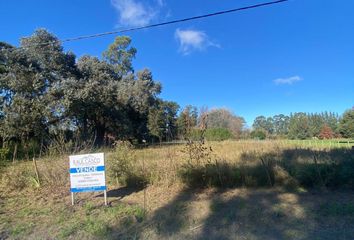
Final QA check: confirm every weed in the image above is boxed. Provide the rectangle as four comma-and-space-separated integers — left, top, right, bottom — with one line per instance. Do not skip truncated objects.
84, 202, 95, 215
107, 141, 148, 188
83, 218, 111, 237
133, 206, 146, 222
57, 223, 81, 239
10, 222, 34, 237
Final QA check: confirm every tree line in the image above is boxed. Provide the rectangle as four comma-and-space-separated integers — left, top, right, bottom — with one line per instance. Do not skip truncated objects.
0, 29, 353, 161
251, 110, 354, 140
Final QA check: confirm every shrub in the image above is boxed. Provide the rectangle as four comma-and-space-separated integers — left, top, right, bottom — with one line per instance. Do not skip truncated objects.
318, 124, 335, 139
204, 128, 233, 141
0, 147, 10, 169
187, 128, 203, 141
250, 129, 266, 140
0, 148, 10, 161
107, 141, 148, 188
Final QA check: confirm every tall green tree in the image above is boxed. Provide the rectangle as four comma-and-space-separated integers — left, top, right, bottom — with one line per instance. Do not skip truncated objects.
0, 29, 76, 150
272, 114, 289, 136
322, 111, 339, 134
308, 113, 324, 137
288, 112, 311, 139
338, 108, 354, 138
252, 115, 274, 137
252, 116, 267, 130
62, 37, 161, 145
102, 36, 136, 77
147, 100, 179, 142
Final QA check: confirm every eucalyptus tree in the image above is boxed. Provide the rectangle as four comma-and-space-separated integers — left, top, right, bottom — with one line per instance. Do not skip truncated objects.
148, 99, 179, 142
102, 36, 136, 77
272, 114, 289, 136
252, 116, 267, 131
252, 115, 274, 136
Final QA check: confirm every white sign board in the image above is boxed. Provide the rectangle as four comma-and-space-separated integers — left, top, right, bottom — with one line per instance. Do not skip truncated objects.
69, 153, 106, 193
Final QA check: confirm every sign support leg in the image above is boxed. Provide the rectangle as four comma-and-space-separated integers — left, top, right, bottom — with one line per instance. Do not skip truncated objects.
71, 192, 75, 205
104, 190, 107, 206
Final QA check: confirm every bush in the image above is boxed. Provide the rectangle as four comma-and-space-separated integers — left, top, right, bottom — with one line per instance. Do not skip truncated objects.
179, 161, 243, 188
0, 147, 10, 169
7, 140, 41, 161
107, 141, 148, 188
187, 128, 203, 141
0, 148, 10, 161
205, 128, 233, 141
278, 148, 354, 188
250, 129, 266, 140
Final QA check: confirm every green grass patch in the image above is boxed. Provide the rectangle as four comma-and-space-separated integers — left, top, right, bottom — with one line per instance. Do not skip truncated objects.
104, 203, 146, 222
84, 202, 95, 215
83, 218, 111, 237
57, 221, 83, 239
10, 222, 35, 237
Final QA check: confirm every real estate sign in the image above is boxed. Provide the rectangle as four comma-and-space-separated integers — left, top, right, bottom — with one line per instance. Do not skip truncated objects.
69, 153, 106, 193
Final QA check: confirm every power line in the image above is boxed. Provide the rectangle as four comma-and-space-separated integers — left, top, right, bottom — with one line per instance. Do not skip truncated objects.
62, 0, 288, 43
2, 0, 288, 51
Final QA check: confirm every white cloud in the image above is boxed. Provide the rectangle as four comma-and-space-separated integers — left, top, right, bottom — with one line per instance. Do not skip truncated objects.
175, 29, 219, 55
273, 76, 302, 85
111, 0, 158, 27
156, 0, 165, 7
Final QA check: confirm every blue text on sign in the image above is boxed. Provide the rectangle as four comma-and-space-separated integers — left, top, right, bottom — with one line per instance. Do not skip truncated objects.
69, 166, 105, 174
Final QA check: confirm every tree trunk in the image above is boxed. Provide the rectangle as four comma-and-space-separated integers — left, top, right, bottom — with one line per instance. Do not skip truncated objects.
82, 117, 88, 141
12, 143, 18, 163
95, 125, 106, 147
39, 136, 43, 158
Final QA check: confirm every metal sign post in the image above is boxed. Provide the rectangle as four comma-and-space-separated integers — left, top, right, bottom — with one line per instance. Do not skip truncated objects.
71, 192, 75, 205
69, 153, 107, 206
104, 190, 107, 206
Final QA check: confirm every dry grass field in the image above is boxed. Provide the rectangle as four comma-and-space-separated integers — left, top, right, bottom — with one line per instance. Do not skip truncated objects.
0, 140, 353, 239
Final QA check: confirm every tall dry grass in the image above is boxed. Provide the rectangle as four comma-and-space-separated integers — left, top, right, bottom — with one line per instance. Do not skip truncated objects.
1, 140, 353, 195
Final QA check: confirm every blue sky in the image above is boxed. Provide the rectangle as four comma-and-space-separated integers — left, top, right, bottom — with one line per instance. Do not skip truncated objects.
1, 0, 353, 126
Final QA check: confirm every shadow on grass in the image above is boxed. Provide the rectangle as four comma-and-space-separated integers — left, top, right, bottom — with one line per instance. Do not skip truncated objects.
96, 173, 149, 204
197, 189, 354, 240
149, 188, 198, 236
179, 147, 354, 189
145, 189, 354, 240
144, 147, 354, 239
96, 185, 145, 200
198, 190, 288, 240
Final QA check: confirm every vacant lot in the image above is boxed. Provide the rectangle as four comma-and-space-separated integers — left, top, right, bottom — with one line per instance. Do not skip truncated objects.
1, 140, 353, 239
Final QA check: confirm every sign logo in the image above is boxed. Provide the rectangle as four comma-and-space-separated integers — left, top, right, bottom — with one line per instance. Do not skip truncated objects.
72, 155, 101, 167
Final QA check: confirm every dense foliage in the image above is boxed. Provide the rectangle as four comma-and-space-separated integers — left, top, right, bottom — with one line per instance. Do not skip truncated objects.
252, 110, 353, 140
0, 29, 174, 159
